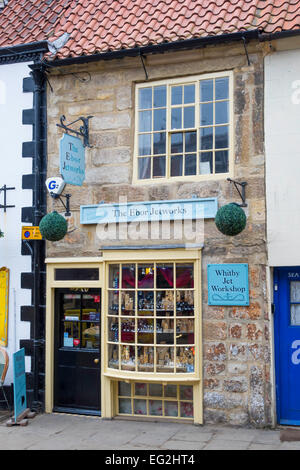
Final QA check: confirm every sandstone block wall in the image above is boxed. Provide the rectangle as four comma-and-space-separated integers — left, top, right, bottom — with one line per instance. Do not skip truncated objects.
46, 41, 271, 426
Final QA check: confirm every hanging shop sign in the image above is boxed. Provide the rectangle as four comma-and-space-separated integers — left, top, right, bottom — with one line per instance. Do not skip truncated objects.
207, 263, 249, 306
12, 348, 27, 422
0, 267, 9, 346
80, 197, 218, 225
60, 133, 85, 186
22, 226, 42, 240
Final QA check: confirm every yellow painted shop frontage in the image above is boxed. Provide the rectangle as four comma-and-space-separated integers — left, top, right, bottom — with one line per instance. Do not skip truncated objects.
45, 249, 203, 423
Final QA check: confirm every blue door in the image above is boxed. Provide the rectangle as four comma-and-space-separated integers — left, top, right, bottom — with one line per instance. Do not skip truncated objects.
275, 267, 300, 425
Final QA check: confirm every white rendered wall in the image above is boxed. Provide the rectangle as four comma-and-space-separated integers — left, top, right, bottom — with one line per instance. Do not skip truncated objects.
0, 62, 33, 383
265, 49, 300, 267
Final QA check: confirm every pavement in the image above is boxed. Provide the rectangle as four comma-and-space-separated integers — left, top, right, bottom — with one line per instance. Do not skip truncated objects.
0, 411, 300, 451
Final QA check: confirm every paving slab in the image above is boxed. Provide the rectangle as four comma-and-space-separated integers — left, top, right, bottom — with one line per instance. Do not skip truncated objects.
0, 412, 290, 451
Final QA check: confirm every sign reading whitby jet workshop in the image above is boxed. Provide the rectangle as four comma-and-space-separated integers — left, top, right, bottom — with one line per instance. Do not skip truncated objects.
60, 133, 85, 186
207, 264, 249, 306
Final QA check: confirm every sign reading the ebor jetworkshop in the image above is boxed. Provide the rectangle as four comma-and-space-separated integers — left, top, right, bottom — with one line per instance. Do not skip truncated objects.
13, 348, 27, 422
60, 133, 85, 186
207, 264, 249, 306
80, 198, 218, 225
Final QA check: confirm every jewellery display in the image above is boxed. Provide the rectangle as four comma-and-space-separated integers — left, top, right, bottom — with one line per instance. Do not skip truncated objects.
107, 262, 196, 374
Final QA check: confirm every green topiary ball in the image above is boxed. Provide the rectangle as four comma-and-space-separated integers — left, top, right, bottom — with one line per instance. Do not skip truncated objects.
39, 211, 68, 241
215, 203, 246, 236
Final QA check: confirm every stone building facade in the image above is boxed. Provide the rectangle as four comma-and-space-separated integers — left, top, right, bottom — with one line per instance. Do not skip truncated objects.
45, 40, 271, 427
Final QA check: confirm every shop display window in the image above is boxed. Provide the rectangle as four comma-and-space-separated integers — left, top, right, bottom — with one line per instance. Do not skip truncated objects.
117, 382, 194, 419
107, 262, 196, 374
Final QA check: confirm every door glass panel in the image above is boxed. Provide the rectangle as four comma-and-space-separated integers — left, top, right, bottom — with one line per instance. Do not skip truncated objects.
291, 305, 300, 325
291, 282, 300, 302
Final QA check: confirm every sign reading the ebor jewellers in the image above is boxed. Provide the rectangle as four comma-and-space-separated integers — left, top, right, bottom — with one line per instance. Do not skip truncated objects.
80, 197, 218, 225
60, 133, 85, 186
207, 264, 249, 306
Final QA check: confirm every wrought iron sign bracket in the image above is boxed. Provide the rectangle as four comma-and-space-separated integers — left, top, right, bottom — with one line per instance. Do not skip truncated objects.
0, 184, 15, 212
227, 178, 248, 207
56, 114, 93, 147
50, 192, 71, 217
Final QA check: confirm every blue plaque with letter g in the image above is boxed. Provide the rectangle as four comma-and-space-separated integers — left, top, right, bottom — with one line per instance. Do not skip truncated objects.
207, 264, 249, 306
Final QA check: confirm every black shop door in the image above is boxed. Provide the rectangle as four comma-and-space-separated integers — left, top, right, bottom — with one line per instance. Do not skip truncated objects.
54, 288, 101, 415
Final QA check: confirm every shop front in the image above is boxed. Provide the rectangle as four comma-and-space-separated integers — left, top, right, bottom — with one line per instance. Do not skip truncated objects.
45, 249, 202, 424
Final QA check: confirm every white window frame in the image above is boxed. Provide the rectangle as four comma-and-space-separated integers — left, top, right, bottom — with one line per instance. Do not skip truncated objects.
133, 70, 234, 184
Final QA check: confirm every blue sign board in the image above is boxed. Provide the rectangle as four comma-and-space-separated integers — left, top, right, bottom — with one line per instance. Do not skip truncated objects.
13, 348, 27, 421
80, 197, 218, 225
60, 133, 85, 186
207, 264, 249, 306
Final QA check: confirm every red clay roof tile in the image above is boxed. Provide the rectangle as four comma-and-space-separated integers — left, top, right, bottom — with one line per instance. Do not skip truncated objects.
0, 0, 300, 60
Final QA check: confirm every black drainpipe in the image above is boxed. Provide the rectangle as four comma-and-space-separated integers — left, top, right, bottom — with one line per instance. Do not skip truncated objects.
27, 62, 47, 412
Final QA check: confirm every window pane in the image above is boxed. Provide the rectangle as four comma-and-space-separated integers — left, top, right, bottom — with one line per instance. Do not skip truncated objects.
177, 347, 195, 373
291, 282, 300, 302
139, 110, 152, 132
138, 318, 154, 343
109, 264, 120, 288
149, 383, 163, 396
138, 264, 154, 288
138, 291, 154, 315
139, 87, 152, 109
185, 132, 196, 152
108, 344, 119, 369
149, 400, 163, 416
200, 79, 213, 102
138, 157, 151, 179
138, 346, 154, 372
200, 102, 213, 126
138, 133, 151, 156
119, 398, 132, 414
200, 127, 213, 150
184, 106, 195, 128
171, 132, 183, 154
171, 155, 183, 177
121, 345, 135, 371
153, 132, 166, 154
156, 264, 174, 288
154, 85, 166, 108
215, 150, 229, 173
153, 108, 166, 131
176, 264, 194, 287
291, 304, 300, 325
134, 399, 147, 415
171, 107, 182, 129
165, 401, 178, 417
215, 101, 229, 124
215, 77, 229, 100
157, 347, 174, 372
55, 268, 99, 281
156, 291, 174, 316
165, 384, 177, 397
121, 317, 135, 343
185, 154, 196, 176
135, 382, 147, 396
153, 156, 166, 178
180, 385, 193, 400
108, 290, 119, 315
176, 291, 194, 316
121, 291, 135, 316
171, 86, 182, 105
122, 264, 136, 288
180, 402, 194, 418
199, 152, 212, 174
184, 84, 195, 104
108, 317, 119, 342
119, 381, 131, 396
215, 125, 228, 149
